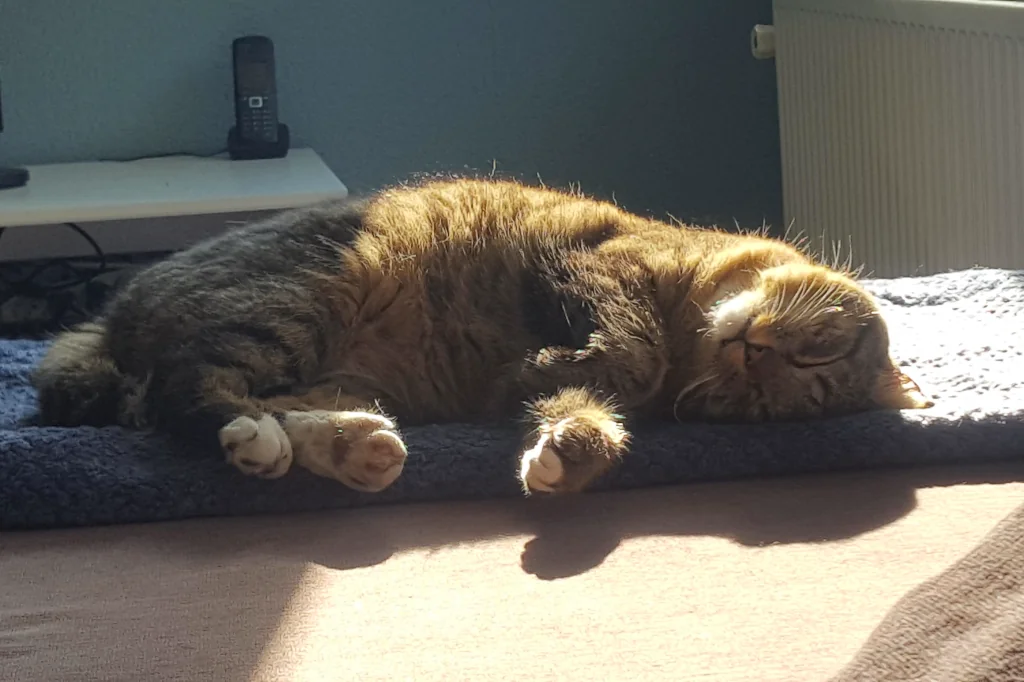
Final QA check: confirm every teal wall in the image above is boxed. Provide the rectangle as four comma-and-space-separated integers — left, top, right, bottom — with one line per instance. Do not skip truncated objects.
0, 0, 781, 226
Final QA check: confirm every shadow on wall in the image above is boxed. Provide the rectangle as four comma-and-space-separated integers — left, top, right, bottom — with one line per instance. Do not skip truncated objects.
0, 0, 781, 228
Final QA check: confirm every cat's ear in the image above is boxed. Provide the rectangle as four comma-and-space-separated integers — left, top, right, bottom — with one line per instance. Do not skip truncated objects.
872, 363, 934, 410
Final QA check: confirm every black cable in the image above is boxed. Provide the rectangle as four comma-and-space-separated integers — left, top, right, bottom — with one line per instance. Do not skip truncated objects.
101, 148, 228, 163
64, 222, 106, 271
0, 222, 111, 311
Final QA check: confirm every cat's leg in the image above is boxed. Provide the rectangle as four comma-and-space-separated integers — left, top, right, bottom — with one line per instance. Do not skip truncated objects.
514, 312, 660, 495
155, 366, 296, 479
520, 254, 670, 412
153, 358, 404, 489
263, 390, 407, 493
519, 386, 629, 494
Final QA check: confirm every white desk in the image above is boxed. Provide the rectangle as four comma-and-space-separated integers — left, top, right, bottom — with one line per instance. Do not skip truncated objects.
0, 148, 348, 228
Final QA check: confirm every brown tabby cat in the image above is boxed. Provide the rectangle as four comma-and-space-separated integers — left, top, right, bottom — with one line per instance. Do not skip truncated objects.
33, 178, 932, 494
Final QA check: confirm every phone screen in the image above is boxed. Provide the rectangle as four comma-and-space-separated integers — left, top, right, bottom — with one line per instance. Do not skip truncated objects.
239, 62, 271, 92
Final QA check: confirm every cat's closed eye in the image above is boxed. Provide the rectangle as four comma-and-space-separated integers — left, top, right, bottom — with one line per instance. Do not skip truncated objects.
791, 340, 851, 367
790, 320, 861, 367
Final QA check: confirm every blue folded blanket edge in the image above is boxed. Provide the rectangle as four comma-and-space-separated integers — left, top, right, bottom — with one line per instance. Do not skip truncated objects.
2, 268, 1022, 530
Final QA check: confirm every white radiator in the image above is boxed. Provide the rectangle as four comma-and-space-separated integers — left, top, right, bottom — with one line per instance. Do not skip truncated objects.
773, 0, 1024, 277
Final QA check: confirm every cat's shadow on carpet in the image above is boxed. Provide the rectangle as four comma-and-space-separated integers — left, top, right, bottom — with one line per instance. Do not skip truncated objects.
516, 463, 1024, 580
149, 461, 1024, 581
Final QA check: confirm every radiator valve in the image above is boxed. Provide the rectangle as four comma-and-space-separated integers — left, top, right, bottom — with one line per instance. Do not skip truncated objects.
751, 24, 776, 59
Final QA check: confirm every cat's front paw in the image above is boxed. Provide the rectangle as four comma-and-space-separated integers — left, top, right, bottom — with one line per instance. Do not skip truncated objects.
519, 434, 565, 493
219, 414, 294, 479
284, 410, 407, 492
519, 416, 626, 494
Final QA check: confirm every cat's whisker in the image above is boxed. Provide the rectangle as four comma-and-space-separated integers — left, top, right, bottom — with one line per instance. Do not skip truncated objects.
766, 287, 783, 320
697, 324, 718, 339
811, 232, 836, 268
783, 219, 794, 242
764, 278, 792, 321
691, 298, 711, 321
794, 281, 843, 323
796, 281, 836, 317
771, 289, 787, 319
826, 237, 850, 272
792, 235, 811, 256
782, 218, 803, 247
789, 300, 816, 325
780, 280, 810, 321
673, 372, 718, 422
838, 237, 855, 274
799, 279, 837, 322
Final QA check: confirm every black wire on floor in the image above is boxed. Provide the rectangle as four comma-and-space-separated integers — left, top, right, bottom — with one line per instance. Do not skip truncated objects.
0, 223, 109, 295
0, 222, 121, 335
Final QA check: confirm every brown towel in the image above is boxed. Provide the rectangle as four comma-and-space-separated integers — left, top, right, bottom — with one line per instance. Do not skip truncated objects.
832, 501, 1024, 682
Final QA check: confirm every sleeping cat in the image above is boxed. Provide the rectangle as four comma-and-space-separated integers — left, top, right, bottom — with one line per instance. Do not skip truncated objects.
32, 178, 932, 494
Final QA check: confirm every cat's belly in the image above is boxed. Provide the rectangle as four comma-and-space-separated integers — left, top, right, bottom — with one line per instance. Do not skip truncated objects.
325, 259, 546, 423
329, 325, 532, 424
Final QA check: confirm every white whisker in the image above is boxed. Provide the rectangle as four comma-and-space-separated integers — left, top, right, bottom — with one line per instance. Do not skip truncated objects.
782, 218, 800, 245
795, 281, 842, 323
780, 279, 809, 321
673, 371, 718, 421
691, 298, 710, 317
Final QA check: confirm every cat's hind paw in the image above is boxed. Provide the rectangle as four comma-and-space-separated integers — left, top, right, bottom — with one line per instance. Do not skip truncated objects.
284, 410, 407, 493
219, 414, 294, 479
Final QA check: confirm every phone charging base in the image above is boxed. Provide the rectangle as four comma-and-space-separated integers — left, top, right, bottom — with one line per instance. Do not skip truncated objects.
227, 123, 290, 160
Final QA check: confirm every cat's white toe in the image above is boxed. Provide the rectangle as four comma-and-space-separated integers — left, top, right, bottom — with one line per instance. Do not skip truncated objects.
520, 432, 565, 493
219, 414, 293, 479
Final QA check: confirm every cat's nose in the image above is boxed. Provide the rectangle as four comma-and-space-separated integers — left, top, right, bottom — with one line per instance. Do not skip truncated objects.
744, 341, 784, 380
722, 339, 776, 376
745, 343, 769, 365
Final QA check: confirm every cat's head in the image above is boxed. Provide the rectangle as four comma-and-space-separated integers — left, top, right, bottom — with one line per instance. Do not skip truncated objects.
686, 263, 932, 421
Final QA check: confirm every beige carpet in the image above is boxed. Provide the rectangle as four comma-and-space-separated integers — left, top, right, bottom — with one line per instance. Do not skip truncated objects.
2, 462, 1023, 682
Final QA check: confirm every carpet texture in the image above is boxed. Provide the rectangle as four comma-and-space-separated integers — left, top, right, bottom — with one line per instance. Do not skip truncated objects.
831, 499, 1024, 681
1, 268, 1023, 530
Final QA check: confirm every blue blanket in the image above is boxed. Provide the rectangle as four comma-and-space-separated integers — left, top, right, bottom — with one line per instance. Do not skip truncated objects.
2, 268, 1023, 530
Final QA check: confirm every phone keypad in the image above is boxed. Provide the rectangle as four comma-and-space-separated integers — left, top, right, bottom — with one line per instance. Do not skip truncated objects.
238, 94, 278, 142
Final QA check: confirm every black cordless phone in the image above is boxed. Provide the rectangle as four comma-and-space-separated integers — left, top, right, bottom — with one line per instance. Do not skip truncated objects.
228, 35, 289, 159
233, 36, 278, 143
